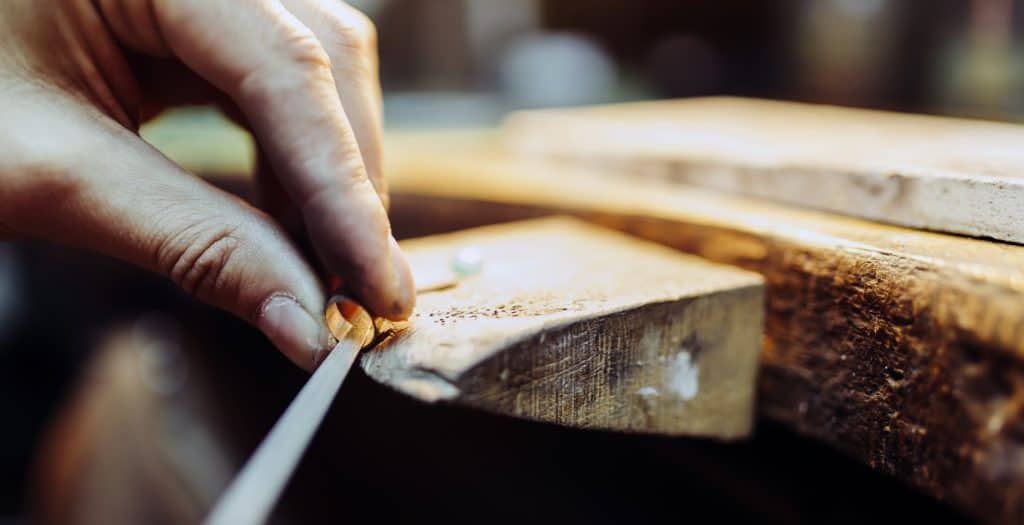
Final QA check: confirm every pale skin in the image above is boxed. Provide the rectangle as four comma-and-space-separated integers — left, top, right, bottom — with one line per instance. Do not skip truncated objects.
0, 0, 415, 370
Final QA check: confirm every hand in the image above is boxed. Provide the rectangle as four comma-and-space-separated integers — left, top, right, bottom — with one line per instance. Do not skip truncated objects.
0, 0, 415, 370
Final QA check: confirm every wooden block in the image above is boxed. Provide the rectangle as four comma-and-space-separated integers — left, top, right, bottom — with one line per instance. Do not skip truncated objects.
501, 97, 1024, 243
360, 217, 765, 439
383, 132, 1024, 525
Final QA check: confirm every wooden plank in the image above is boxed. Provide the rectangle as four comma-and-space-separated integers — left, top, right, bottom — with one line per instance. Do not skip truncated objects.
384, 132, 1024, 525
501, 97, 1024, 243
361, 217, 765, 439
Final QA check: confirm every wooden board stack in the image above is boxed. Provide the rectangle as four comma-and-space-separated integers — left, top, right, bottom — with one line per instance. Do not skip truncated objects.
384, 127, 1024, 525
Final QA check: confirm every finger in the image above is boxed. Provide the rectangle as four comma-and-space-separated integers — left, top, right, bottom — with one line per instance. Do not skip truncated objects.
278, 0, 387, 207
253, 147, 318, 274
57, 0, 142, 128
95, 0, 171, 57
0, 88, 333, 371
254, 147, 294, 223
151, 0, 413, 319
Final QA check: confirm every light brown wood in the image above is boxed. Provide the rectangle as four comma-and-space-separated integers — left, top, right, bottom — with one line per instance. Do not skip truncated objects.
362, 217, 765, 438
501, 97, 1024, 243
384, 132, 1024, 525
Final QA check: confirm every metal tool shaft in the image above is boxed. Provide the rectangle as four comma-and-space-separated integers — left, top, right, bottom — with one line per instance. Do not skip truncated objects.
205, 296, 375, 525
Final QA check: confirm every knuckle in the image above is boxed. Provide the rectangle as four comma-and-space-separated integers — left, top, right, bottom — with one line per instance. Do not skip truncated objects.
303, 151, 367, 203
362, 18, 378, 50
338, 144, 370, 183
236, 26, 332, 105
284, 29, 331, 71
280, 27, 334, 72
158, 222, 243, 302
351, 10, 378, 48
324, 7, 376, 53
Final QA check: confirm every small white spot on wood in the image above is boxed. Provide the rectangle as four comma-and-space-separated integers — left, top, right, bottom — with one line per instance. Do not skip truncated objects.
451, 246, 484, 276
666, 352, 699, 400
637, 386, 659, 397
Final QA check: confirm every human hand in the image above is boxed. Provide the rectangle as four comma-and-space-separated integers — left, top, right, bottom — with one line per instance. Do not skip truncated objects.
0, 0, 414, 370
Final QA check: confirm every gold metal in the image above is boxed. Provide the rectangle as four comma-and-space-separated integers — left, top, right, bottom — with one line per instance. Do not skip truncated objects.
324, 294, 376, 348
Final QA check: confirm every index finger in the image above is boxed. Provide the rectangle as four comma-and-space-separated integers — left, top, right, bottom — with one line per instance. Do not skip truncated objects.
152, 0, 414, 319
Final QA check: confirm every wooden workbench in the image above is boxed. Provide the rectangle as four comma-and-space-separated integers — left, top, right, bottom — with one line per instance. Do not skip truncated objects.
138, 107, 1024, 523
384, 130, 1024, 525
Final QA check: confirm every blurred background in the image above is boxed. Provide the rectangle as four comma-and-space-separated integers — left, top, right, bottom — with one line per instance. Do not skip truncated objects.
1, 0, 1017, 523
370, 0, 1024, 125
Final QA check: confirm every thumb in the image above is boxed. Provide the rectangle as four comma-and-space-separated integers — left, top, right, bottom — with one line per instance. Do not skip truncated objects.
0, 90, 332, 370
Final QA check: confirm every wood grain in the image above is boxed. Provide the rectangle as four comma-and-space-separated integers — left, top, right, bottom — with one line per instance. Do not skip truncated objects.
501, 97, 1024, 243
384, 132, 1024, 525
361, 217, 765, 439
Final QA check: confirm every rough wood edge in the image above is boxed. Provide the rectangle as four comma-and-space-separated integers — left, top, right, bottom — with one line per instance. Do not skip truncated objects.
360, 217, 764, 438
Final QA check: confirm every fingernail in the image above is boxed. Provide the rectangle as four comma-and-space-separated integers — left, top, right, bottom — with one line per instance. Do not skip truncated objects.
388, 235, 416, 319
258, 294, 333, 371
